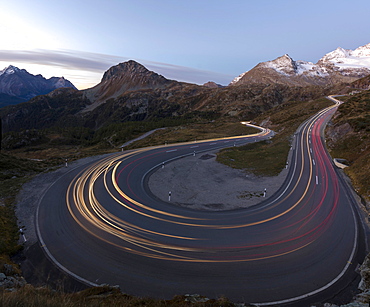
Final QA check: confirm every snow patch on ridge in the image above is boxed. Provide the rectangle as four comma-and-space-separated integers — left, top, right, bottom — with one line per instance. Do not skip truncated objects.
264, 54, 296, 76
319, 43, 370, 70
0, 65, 20, 76
232, 42, 370, 86
296, 61, 330, 77
230, 71, 248, 85
263, 55, 330, 78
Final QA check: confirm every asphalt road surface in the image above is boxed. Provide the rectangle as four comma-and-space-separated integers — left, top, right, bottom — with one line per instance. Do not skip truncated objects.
36, 101, 367, 305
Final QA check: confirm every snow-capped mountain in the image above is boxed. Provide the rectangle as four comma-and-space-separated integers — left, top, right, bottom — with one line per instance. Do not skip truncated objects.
320, 43, 370, 64
0, 65, 22, 76
0, 65, 77, 107
231, 43, 370, 86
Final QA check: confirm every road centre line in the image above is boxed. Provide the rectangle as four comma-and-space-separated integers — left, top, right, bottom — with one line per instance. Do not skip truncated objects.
166, 149, 178, 153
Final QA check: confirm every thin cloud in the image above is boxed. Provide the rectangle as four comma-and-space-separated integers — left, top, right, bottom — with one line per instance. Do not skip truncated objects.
0, 49, 234, 85
0, 49, 123, 72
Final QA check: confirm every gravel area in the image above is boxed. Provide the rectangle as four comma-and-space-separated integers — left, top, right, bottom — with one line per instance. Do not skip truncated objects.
148, 150, 289, 211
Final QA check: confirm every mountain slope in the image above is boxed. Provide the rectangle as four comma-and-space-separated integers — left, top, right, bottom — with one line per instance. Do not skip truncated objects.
82, 60, 176, 112
346, 74, 370, 90
326, 88, 370, 204
231, 43, 370, 87
0, 65, 77, 107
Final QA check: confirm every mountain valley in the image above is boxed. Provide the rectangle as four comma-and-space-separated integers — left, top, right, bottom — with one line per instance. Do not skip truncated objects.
1, 43, 369, 204
1, 42, 370, 306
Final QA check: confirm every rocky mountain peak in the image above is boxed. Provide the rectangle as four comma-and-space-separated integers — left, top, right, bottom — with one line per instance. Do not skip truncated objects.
263, 54, 298, 76
100, 60, 172, 89
82, 60, 174, 111
203, 81, 223, 88
352, 42, 370, 57
101, 60, 151, 82
0, 65, 23, 76
98, 60, 171, 90
319, 47, 351, 64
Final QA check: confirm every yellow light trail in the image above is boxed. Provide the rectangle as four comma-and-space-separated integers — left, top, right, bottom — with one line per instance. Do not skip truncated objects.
64, 115, 338, 262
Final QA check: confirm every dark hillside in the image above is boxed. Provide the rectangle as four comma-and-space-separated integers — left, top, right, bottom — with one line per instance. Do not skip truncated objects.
1, 80, 334, 153
350, 75, 370, 89
326, 90, 370, 203
0, 88, 88, 132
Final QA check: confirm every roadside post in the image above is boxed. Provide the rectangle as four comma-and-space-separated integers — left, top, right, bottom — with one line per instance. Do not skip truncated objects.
20, 228, 26, 242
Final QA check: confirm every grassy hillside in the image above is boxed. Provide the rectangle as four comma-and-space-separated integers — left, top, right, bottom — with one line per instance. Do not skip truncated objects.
326, 90, 370, 203
1, 285, 237, 306
0, 152, 56, 278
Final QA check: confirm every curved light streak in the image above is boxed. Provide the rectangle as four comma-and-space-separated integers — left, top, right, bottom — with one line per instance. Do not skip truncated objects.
64, 116, 343, 263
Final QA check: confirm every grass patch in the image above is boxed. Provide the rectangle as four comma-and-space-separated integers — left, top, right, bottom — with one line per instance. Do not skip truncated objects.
0, 153, 57, 258
0, 285, 238, 307
0, 197, 21, 256
327, 118, 370, 200
217, 140, 289, 177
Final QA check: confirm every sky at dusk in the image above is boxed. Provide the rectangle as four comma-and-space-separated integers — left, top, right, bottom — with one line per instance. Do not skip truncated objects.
1, 0, 370, 89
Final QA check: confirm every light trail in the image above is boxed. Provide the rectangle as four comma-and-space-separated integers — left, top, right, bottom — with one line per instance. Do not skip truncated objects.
63, 114, 344, 263
36, 97, 362, 304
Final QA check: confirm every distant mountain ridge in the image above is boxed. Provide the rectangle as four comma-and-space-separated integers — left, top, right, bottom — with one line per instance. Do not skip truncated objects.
231, 43, 370, 87
0, 65, 77, 107
1, 47, 368, 137
1, 59, 332, 136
